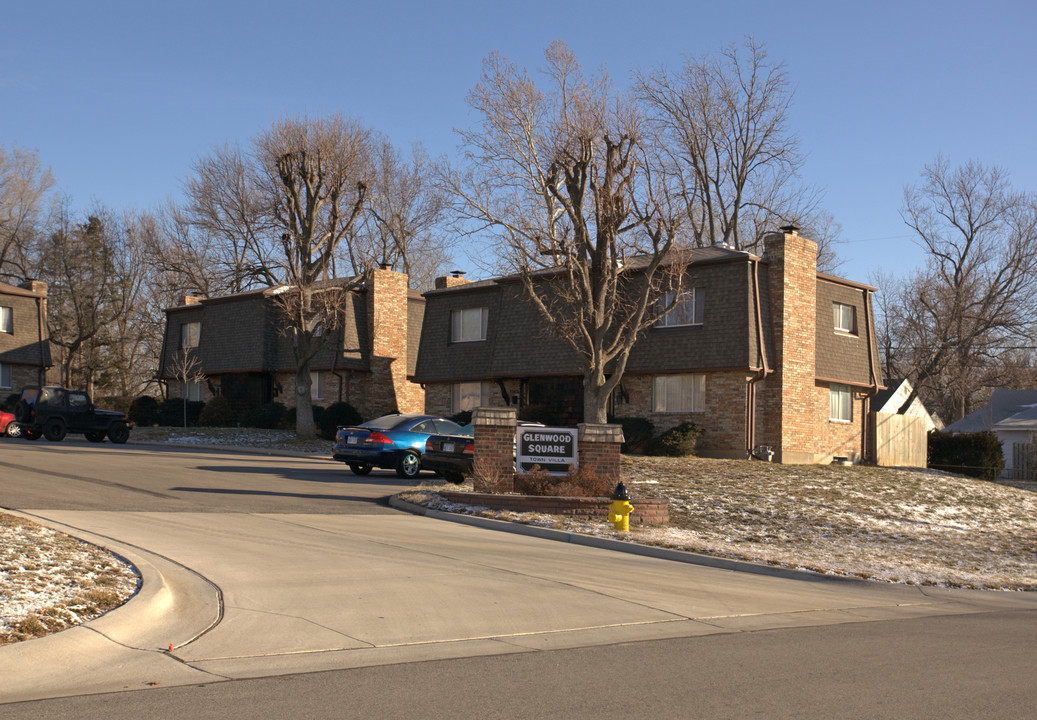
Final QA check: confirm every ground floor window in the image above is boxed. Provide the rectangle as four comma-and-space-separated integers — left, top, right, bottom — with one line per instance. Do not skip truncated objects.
451, 381, 492, 413
185, 380, 204, 402
310, 371, 324, 401
0, 363, 10, 389
653, 374, 705, 413
830, 384, 852, 422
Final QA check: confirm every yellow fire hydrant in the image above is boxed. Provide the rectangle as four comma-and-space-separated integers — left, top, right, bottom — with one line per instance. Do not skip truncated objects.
607, 482, 634, 532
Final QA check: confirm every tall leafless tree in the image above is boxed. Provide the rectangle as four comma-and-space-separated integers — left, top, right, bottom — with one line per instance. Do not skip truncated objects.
637, 37, 841, 268
0, 143, 54, 282
880, 157, 1037, 422
447, 42, 688, 423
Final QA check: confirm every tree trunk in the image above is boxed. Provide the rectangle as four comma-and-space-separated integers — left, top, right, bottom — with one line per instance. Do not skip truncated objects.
295, 364, 317, 439
583, 374, 609, 424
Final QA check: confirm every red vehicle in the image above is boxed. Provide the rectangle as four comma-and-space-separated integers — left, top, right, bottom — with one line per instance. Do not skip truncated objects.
0, 410, 21, 438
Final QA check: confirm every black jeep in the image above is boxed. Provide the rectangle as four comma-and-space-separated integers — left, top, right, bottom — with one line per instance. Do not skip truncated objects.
13, 386, 131, 443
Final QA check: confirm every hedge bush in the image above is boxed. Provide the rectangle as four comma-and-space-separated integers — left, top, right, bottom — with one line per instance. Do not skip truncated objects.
158, 399, 205, 427
513, 464, 614, 497
647, 422, 704, 457
197, 396, 237, 427
239, 402, 287, 429
608, 416, 654, 454
928, 430, 1004, 481
129, 396, 161, 426
2, 393, 20, 412
319, 401, 363, 439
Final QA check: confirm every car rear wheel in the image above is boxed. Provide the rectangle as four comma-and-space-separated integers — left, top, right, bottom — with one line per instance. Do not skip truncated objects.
43, 418, 67, 442
6, 422, 22, 438
13, 400, 30, 423
85, 431, 106, 443
349, 463, 373, 476
108, 423, 130, 444
395, 451, 421, 479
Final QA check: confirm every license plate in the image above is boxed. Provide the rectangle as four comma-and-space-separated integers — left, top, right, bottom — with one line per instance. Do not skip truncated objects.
347, 436, 358, 445
443, 442, 454, 452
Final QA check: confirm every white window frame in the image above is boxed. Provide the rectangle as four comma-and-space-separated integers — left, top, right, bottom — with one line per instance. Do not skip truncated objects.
310, 371, 324, 401
181, 321, 201, 349
830, 384, 852, 422
0, 305, 12, 334
653, 374, 705, 413
451, 381, 492, 413
655, 289, 704, 328
451, 307, 488, 343
0, 362, 11, 389
833, 302, 855, 334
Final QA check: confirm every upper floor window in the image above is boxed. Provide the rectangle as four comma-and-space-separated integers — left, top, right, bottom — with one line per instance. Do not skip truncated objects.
830, 383, 852, 422
451, 307, 487, 343
181, 321, 201, 348
0, 306, 12, 334
653, 374, 705, 413
655, 289, 704, 328
833, 302, 856, 334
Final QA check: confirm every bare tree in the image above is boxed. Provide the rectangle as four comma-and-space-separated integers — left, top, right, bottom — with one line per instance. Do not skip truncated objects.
167, 346, 205, 428
637, 38, 841, 268
448, 42, 687, 423
0, 143, 54, 282
38, 205, 131, 392
355, 140, 450, 289
882, 157, 1037, 421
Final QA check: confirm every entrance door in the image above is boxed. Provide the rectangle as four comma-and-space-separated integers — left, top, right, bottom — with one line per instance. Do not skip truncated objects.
524, 377, 583, 426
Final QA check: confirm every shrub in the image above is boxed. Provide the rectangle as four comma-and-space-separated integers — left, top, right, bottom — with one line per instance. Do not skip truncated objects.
239, 402, 287, 429
513, 464, 614, 497
282, 404, 328, 431
319, 401, 363, 439
928, 430, 1004, 482
197, 396, 237, 427
157, 399, 205, 427
95, 395, 133, 414
2, 393, 20, 412
608, 416, 654, 454
647, 422, 704, 457
128, 395, 160, 426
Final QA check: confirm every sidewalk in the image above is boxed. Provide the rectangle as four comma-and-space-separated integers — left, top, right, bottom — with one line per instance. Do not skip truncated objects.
4, 502, 1035, 704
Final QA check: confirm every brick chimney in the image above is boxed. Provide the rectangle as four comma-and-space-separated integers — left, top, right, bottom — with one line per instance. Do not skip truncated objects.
367, 268, 424, 414
434, 270, 473, 290
18, 279, 47, 296
763, 226, 819, 464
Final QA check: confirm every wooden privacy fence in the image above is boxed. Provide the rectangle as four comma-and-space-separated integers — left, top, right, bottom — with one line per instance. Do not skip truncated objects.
870, 412, 928, 468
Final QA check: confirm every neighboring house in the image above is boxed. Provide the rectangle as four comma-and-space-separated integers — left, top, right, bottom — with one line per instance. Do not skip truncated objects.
415, 229, 883, 464
944, 389, 1037, 480
158, 268, 424, 420
0, 280, 53, 399
870, 378, 939, 431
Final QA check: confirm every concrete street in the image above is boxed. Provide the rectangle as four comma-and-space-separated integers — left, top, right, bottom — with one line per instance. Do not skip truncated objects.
1, 440, 1035, 716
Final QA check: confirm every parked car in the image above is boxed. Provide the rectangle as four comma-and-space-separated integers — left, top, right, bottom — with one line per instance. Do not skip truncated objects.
332, 413, 464, 478
13, 385, 132, 443
0, 409, 20, 437
423, 421, 545, 483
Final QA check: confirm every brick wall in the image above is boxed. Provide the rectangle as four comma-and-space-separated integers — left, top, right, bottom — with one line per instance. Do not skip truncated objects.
472, 406, 517, 492
577, 424, 624, 482
424, 379, 518, 417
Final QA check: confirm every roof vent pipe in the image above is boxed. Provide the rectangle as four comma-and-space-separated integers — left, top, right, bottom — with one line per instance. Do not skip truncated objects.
780, 224, 799, 235
450, 270, 466, 278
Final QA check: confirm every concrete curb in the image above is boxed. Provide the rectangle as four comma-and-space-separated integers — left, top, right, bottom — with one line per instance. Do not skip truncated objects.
389, 494, 872, 586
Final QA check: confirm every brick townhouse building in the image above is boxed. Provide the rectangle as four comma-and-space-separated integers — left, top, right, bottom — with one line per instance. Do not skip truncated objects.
415, 229, 882, 464
158, 268, 424, 419
0, 279, 52, 398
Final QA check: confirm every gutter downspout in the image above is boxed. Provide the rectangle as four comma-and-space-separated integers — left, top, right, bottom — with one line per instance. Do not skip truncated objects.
747, 259, 771, 457
36, 295, 47, 385
861, 288, 881, 462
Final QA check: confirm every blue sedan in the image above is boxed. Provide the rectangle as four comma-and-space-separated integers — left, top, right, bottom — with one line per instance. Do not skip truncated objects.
332, 413, 464, 478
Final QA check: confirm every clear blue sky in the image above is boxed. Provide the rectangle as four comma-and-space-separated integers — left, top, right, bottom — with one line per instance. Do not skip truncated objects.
4, 0, 1035, 283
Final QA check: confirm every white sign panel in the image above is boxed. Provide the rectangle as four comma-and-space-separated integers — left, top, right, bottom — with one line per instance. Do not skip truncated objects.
515, 426, 578, 474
